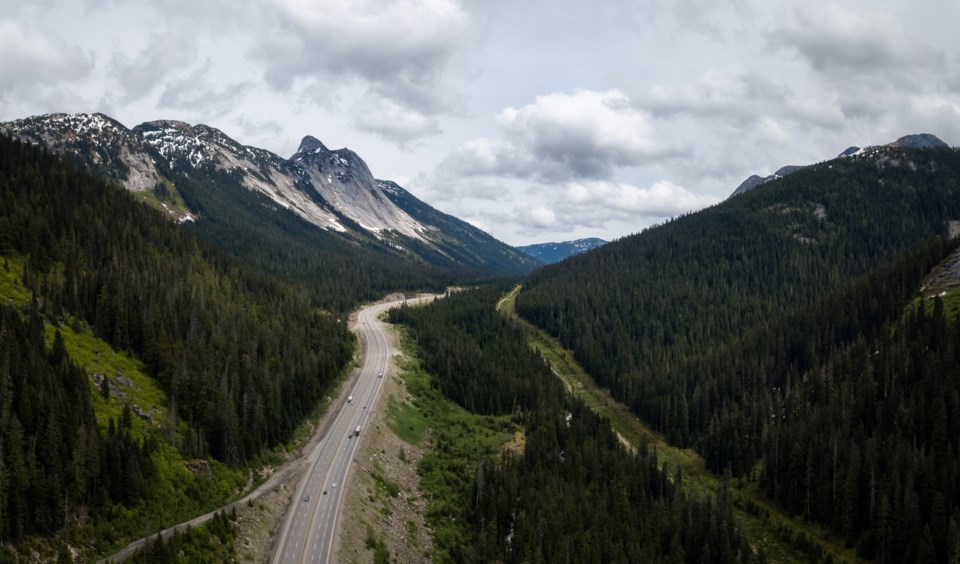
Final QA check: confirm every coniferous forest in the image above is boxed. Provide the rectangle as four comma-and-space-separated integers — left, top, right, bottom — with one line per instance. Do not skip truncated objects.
0, 136, 353, 543
5, 128, 960, 563
517, 146, 960, 560
391, 287, 758, 563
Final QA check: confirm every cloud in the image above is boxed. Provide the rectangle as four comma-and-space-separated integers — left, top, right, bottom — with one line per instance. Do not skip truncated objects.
772, 4, 938, 82
110, 32, 198, 105
156, 63, 252, 119
459, 178, 721, 240
647, 71, 790, 123
0, 18, 93, 94
442, 90, 685, 182
560, 179, 721, 220
254, 0, 471, 141
351, 94, 441, 144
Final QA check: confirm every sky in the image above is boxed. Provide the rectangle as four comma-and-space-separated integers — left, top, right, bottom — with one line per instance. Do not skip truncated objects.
2, 0, 960, 246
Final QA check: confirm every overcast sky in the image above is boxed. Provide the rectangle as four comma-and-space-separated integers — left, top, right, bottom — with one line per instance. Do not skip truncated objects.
2, 0, 959, 245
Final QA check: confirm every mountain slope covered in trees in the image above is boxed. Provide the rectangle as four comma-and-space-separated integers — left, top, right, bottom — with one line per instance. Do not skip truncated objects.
0, 136, 354, 556
516, 143, 960, 560
390, 287, 757, 563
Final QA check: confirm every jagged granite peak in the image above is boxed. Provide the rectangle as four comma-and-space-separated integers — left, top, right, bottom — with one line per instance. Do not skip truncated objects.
516, 237, 607, 264
891, 133, 948, 149
292, 137, 427, 239
295, 135, 329, 155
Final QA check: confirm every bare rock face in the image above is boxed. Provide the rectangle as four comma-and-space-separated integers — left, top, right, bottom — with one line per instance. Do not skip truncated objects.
291, 136, 427, 239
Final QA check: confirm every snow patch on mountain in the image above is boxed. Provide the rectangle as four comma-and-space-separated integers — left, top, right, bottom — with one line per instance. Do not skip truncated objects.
137, 122, 347, 232
1, 112, 165, 194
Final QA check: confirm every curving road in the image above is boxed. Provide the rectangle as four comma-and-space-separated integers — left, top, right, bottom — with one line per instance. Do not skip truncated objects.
272, 295, 426, 563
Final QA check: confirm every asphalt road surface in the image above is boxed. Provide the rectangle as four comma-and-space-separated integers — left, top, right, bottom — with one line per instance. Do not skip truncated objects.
272, 296, 422, 563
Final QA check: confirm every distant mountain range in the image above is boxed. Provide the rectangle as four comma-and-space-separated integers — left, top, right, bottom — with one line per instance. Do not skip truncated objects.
730, 133, 949, 197
515, 238, 607, 263
0, 113, 539, 274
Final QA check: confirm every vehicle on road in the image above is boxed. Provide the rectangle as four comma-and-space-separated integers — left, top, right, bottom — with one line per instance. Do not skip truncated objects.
354, 425, 361, 437
303, 495, 310, 502
347, 395, 353, 404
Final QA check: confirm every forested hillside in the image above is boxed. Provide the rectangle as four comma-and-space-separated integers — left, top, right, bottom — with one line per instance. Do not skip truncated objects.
390, 287, 757, 563
0, 136, 353, 551
516, 144, 960, 559
156, 162, 450, 313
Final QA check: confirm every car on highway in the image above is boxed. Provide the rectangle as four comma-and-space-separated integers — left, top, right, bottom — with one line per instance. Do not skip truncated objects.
303, 495, 310, 502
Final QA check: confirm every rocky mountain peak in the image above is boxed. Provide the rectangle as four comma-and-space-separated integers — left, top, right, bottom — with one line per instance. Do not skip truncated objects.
730, 133, 952, 198
891, 133, 948, 149
296, 135, 329, 155
0, 111, 538, 272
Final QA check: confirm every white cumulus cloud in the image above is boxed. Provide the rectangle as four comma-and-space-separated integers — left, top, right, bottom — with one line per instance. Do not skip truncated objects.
443, 89, 685, 182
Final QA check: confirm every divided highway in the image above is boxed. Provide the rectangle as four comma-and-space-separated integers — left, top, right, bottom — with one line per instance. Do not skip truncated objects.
272, 295, 426, 563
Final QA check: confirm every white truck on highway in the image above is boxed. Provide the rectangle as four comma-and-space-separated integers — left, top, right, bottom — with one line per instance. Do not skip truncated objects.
354, 425, 361, 437
347, 395, 353, 404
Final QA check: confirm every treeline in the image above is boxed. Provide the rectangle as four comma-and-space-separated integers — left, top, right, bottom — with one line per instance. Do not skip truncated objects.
0, 137, 354, 535
391, 287, 758, 563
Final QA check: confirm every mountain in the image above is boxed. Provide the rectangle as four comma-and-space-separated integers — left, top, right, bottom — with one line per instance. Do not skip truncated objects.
515, 237, 607, 263
730, 165, 804, 197
515, 140, 960, 561
730, 132, 949, 197
0, 136, 354, 558
0, 113, 538, 275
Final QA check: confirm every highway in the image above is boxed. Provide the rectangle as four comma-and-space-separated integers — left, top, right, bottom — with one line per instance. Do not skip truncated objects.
272, 295, 423, 563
